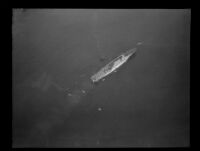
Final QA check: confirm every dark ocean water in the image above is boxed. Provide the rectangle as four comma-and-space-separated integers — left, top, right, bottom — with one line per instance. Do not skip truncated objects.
12, 9, 190, 147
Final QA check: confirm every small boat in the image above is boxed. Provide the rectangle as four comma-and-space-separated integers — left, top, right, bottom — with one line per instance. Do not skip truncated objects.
91, 47, 137, 83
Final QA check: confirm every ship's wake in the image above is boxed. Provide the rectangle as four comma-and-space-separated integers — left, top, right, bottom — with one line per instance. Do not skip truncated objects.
66, 78, 94, 105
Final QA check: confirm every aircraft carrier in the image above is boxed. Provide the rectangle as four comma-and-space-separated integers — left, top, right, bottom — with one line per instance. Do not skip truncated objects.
91, 47, 137, 83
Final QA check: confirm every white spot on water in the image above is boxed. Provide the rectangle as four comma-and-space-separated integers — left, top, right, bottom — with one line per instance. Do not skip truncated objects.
68, 93, 72, 96
137, 42, 143, 45
98, 107, 102, 111
82, 90, 86, 93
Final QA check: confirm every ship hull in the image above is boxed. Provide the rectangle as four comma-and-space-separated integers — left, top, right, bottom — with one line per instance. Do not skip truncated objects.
91, 48, 137, 83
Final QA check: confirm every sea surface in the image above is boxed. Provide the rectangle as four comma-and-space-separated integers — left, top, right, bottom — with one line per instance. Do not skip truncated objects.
12, 9, 190, 147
